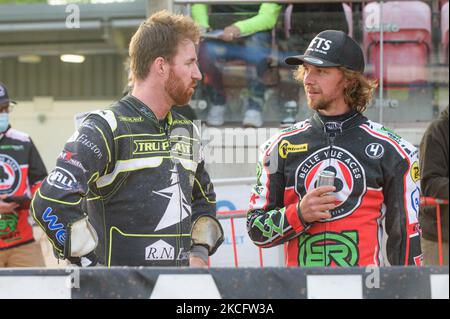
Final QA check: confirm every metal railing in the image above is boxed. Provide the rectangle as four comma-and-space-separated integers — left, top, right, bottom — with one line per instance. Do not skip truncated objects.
214, 209, 262, 267
214, 196, 449, 267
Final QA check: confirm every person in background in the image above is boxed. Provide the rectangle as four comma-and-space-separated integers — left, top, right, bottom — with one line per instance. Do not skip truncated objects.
0, 82, 47, 267
419, 105, 449, 265
192, 3, 282, 127
277, 3, 348, 60
276, 3, 349, 126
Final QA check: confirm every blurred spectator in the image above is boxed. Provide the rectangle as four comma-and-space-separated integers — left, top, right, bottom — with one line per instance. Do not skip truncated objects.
276, 3, 349, 125
192, 3, 282, 127
278, 3, 348, 59
121, 58, 135, 97
419, 105, 449, 265
173, 102, 198, 121
0, 82, 47, 267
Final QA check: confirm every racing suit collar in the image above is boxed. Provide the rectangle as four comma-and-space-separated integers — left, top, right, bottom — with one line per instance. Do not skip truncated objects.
124, 94, 173, 126
313, 109, 363, 132
123, 95, 174, 134
123, 94, 159, 123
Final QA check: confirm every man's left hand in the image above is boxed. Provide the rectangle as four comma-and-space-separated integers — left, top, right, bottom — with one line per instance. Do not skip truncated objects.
189, 256, 208, 268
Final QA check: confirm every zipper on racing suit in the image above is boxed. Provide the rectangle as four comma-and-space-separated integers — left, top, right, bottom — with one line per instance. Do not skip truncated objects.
322, 121, 340, 266
319, 112, 358, 266
161, 117, 184, 267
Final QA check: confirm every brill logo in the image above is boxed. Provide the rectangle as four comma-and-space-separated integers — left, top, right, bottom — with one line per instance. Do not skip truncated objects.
47, 167, 77, 190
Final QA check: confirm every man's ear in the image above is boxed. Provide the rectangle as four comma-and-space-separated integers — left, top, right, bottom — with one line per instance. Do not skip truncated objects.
148, 57, 166, 77
343, 76, 355, 90
153, 57, 167, 77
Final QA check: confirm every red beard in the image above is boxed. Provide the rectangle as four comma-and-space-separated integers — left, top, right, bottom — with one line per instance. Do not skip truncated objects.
165, 70, 195, 106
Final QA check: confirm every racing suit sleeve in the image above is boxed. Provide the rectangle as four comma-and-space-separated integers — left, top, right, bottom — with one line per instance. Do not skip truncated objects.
383, 148, 422, 266
190, 157, 221, 261
27, 139, 48, 195
247, 138, 309, 248
192, 160, 216, 220
31, 115, 113, 259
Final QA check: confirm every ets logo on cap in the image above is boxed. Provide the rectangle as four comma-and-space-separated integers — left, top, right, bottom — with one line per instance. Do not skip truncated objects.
308, 36, 333, 53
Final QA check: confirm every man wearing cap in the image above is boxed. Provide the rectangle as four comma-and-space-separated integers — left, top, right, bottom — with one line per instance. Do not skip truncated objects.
246, 30, 423, 267
0, 82, 47, 267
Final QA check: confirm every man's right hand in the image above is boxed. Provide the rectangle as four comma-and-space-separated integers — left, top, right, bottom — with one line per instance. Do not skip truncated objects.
299, 186, 336, 223
67, 252, 100, 267
0, 195, 19, 214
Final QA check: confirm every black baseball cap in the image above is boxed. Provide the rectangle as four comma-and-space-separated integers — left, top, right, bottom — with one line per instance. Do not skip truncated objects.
285, 30, 365, 73
0, 82, 17, 105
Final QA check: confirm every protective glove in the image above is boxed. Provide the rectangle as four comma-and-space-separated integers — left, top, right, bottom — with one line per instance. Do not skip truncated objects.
191, 215, 224, 256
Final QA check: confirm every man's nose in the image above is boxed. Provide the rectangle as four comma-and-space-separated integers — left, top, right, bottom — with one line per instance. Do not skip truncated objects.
192, 64, 202, 81
303, 71, 314, 86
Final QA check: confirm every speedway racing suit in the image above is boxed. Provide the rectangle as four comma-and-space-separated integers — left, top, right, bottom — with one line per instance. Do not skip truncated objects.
1, 127, 47, 250
247, 111, 423, 266
32, 95, 218, 266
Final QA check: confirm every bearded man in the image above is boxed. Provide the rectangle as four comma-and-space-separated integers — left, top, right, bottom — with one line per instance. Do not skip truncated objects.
32, 11, 223, 267
247, 30, 422, 267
